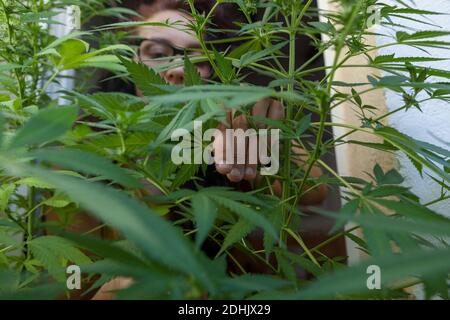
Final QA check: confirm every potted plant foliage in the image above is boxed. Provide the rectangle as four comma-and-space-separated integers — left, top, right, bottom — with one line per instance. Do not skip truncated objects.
0, 0, 449, 300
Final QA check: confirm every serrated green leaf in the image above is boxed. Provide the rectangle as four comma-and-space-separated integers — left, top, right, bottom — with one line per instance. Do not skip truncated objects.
24, 166, 218, 293
184, 53, 201, 86
367, 185, 410, 198
218, 274, 290, 295
273, 248, 450, 299
295, 114, 311, 137
210, 195, 278, 241
8, 106, 78, 150
397, 31, 450, 42
0, 184, 15, 212
31, 148, 141, 188
220, 218, 254, 256
375, 127, 450, 184
29, 236, 91, 281
236, 41, 287, 68
15, 177, 54, 189
191, 193, 217, 248
119, 57, 167, 96
42, 193, 71, 208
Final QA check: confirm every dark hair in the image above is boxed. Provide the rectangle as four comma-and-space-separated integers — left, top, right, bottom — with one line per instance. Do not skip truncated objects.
192, 0, 244, 31
121, 0, 185, 19
93, 0, 245, 94
121, 0, 244, 39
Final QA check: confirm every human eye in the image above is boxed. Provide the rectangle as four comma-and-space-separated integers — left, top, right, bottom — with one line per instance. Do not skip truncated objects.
149, 51, 169, 59
140, 41, 173, 60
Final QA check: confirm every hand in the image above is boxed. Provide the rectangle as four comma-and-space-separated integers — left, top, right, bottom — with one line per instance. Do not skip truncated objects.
213, 98, 284, 183
91, 277, 134, 300
270, 143, 328, 205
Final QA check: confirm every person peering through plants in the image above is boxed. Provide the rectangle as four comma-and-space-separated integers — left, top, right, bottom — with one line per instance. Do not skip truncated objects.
125, 0, 327, 194
78, 0, 328, 299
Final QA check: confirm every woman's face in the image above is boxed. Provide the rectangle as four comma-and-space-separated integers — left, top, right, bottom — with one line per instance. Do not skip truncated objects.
137, 9, 212, 85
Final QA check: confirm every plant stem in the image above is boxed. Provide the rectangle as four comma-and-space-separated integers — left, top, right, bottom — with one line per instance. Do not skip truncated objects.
317, 159, 358, 194
280, 4, 298, 245
300, 226, 360, 258
284, 227, 321, 267
423, 195, 450, 207
26, 187, 35, 260
29, 0, 42, 105
38, 70, 59, 101
187, 0, 225, 83
0, 0, 24, 101
298, 1, 363, 195
117, 128, 127, 154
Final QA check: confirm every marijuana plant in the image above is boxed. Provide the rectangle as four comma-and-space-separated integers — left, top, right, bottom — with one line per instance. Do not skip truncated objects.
0, 0, 449, 299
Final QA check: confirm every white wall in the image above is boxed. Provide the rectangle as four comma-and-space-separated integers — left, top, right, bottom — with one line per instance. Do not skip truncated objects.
318, 0, 450, 266
48, 7, 77, 104
376, 0, 450, 218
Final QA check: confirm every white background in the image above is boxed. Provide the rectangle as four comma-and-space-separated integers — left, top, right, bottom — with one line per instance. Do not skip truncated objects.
376, 0, 450, 218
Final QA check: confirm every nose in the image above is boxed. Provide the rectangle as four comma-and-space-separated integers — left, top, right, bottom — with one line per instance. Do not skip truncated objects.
164, 67, 184, 85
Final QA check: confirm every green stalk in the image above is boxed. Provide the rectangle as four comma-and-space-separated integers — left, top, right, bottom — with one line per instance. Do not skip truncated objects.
295, 1, 364, 207
29, 0, 42, 105
300, 226, 360, 258
280, 4, 298, 246
187, 0, 226, 83
38, 70, 59, 101
281, 0, 319, 240
284, 227, 321, 267
317, 159, 358, 194
423, 195, 450, 207
26, 187, 35, 260
0, 0, 13, 45
0, 0, 24, 101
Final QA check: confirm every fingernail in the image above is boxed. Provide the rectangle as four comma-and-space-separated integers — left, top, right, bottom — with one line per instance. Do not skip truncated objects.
216, 162, 232, 174
227, 168, 244, 182
244, 167, 256, 180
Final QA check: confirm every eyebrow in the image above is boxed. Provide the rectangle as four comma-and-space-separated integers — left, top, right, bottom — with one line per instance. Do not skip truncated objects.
142, 37, 201, 50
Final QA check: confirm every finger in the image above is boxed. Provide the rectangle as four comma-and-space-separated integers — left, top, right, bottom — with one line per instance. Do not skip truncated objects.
244, 163, 257, 181
214, 123, 233, 175
251, 98, 271, 128
290, 144, 328, 205
253, 173, 282, 198
91, 277, 134, 300
267, 99, 284, 121
292, 142, 309, 166
299, 182, 328, 205
272, 179, 282, 198
265, 100, 284, 148
227, 114, 247, 182
244, 121, 257, 181
226, 110, 233, 125
227, 166, 245, 182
